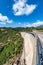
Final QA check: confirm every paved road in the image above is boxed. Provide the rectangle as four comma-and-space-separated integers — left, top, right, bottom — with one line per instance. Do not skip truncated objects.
30, 32, 43, 65
20, 32, 43, 65
36, 36, 43, 65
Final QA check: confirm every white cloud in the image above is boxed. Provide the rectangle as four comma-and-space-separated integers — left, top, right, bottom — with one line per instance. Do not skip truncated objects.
0, 13, 13, 24
25, 20, 43, 27
13, 0, 37, 16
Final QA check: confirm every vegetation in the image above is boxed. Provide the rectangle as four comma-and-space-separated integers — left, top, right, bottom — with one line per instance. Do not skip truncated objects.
36, 26, 43, 32
14, 27, 33, 32
0, 28, 23, 65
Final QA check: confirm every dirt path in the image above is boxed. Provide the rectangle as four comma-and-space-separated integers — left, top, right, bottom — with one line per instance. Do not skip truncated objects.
20, 32, 36, 65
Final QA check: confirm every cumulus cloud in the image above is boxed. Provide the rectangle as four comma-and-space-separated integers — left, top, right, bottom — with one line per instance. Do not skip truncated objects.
0, 13, 13, 24
25, 20, 43, 27
13, 0, 37, 16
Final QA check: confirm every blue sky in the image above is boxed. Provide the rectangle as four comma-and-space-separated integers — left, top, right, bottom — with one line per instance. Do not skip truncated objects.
0, 0, 43, 27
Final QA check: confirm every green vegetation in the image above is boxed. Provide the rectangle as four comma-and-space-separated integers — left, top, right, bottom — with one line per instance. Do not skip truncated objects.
14, 27, 33, 32
0, 28, 23, 65
36, 26, 43, 32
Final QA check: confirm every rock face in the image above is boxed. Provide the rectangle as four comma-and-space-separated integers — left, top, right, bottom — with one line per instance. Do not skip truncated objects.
20, 32, 36, 65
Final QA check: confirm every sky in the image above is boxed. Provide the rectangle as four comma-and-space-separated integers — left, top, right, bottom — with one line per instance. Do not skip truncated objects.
0, 0, 43, 27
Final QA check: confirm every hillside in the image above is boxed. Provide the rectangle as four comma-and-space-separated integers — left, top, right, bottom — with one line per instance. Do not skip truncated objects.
0, 28, 23, 65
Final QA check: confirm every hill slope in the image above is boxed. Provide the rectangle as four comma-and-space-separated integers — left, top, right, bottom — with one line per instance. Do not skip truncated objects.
0, 28, 23, 65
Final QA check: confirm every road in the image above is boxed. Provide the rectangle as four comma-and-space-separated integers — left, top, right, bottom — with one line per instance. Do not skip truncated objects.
30, 32, 43, 65
36, 36, 43, 65
20, 32, 43, 65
